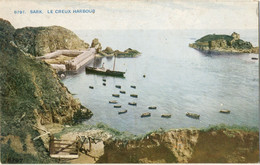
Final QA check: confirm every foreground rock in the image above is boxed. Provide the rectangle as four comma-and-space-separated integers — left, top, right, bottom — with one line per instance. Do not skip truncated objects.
98, 128, 258, 163
189, 32, 259, 54
0, 18, 92, 163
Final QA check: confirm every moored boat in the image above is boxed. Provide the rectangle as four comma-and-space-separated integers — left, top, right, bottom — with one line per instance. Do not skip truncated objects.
128, 102, 137, 106
115, 85, 121, 89
186, 112, 200, 119
161, 114, 171, 118
103, 79, 106, 82
85, 66, 125, 77
89, 86, 94, 89
251, 57, 258, 60
130, 85, 136, 89
219, 109, 231, 114
141, 112, 151, 118
130, 94, 138, 98
120, 90, 126, 94
109, 100, 117, 104
112, 94, 120, 97
148, 106, 157, 109
103, 83, 106, 86
118, 110, 127, 114
114, 105, 121, 108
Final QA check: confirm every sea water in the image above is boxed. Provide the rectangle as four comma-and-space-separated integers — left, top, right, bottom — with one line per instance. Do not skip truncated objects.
62, 29, 258, 135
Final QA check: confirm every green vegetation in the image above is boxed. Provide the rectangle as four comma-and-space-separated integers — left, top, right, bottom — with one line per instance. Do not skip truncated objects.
200, 124, 259, 132
196, 34, 233, 43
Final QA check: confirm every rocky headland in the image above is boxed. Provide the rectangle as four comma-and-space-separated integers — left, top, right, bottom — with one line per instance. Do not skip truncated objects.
189, 32, 259, 54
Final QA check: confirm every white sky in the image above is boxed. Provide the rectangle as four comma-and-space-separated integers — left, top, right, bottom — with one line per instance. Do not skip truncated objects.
0, 0, 258, 30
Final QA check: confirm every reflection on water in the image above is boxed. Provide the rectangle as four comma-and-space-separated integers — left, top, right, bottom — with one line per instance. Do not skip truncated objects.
63, 30, 258, 135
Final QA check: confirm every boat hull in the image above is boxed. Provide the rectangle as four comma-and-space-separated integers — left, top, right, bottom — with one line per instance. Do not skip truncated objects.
85, 66, 125, 77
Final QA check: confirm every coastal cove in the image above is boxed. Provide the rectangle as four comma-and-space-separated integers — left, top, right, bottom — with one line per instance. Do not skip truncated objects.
63, 29, 259, 135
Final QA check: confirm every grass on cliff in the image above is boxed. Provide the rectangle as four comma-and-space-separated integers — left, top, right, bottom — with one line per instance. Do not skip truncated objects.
196, 34, 234, 43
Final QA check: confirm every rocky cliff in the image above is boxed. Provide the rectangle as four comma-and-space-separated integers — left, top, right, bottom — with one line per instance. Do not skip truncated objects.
0, 18, 92, 163
189, 32, 259, 54
14, 25, 89, 57
98, 127, 259, 163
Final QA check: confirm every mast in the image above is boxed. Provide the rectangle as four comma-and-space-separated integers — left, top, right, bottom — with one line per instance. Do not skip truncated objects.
113, 54, 116, 71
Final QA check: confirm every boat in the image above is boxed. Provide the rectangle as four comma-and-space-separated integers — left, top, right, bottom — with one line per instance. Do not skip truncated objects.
115, 85, 121, 89
130, 94, 138, 98
109, 100, 117, 104
251, 57, 258, 60
141, 112, 151, 118
114, 105, 121, 108
118, 110, 127, 114
89, 86, 94, 89
112, 94, 120, 97
85, 66, 125, 77
186, 112, 200, 119
102, 79, 106, 82
120, 90, 126, 94
130, 85, 136, 89
103, 83, 106, 86
219, 110, 231, 114
161, 114, 171, 118
128, 102, 137, 106
148, 106, 157, 109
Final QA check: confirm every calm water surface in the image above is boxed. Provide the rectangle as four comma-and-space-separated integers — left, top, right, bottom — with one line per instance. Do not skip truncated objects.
63, 30, 258, 135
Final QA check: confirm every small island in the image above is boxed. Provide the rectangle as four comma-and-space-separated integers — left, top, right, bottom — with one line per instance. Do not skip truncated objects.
189, 32, 259, 54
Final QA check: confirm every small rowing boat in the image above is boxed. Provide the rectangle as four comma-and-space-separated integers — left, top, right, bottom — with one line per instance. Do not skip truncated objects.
128, 102, 137, 106
161, 114, 171, 118
118, 110, 127, 114
103, 83, 106, 86
112, 94, 120, 97
120, 90, 126, 94
109, 100, 117, 104
186, 112, 200, 119
115, 85, 121, 89
130, 85, 136, 89
130, 94, 138, 98
148, 106, 157, 109
219, 110, 231, 114
89, 86, 94, 89
141, 112, 151, 118
114, 105, 121, 108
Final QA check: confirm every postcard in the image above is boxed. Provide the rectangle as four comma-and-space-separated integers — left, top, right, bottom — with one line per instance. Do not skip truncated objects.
0, 0, 259, 163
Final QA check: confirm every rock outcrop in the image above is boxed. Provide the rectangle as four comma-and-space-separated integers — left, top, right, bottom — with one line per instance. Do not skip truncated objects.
98, 128, 259, 163
100, 47, 140, 58
14, 26, 89, 57
0, 18, 92, 163
189, 32, 259, 54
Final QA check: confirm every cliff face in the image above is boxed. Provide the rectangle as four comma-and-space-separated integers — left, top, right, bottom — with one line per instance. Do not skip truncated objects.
14, 26, 89, 57
0, 18, 92, 163
98, 129, 259, 163
189, 32, 259, 54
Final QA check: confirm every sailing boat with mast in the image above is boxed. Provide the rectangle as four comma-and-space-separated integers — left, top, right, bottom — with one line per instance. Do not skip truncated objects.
85, 54, 125, 77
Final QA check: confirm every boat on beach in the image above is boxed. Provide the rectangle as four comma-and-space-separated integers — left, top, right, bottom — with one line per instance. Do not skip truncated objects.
161, 114, 171, 118
109, 100, 117, 104
148, 106, 157, 109
118, 110, 127, 114
141, 112, 151, 118
219, 110, 231, 114
130, 94, 138, 98
112, 94, 120, 97
85, 66, 125, 77
128, 102, 137, 106
186, 112, 200, 119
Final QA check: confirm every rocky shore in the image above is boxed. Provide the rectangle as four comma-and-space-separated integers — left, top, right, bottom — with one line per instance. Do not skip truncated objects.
189, 32, 259, 54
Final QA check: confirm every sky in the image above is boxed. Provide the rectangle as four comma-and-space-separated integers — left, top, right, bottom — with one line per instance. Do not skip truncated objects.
0, 0, 258, 30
